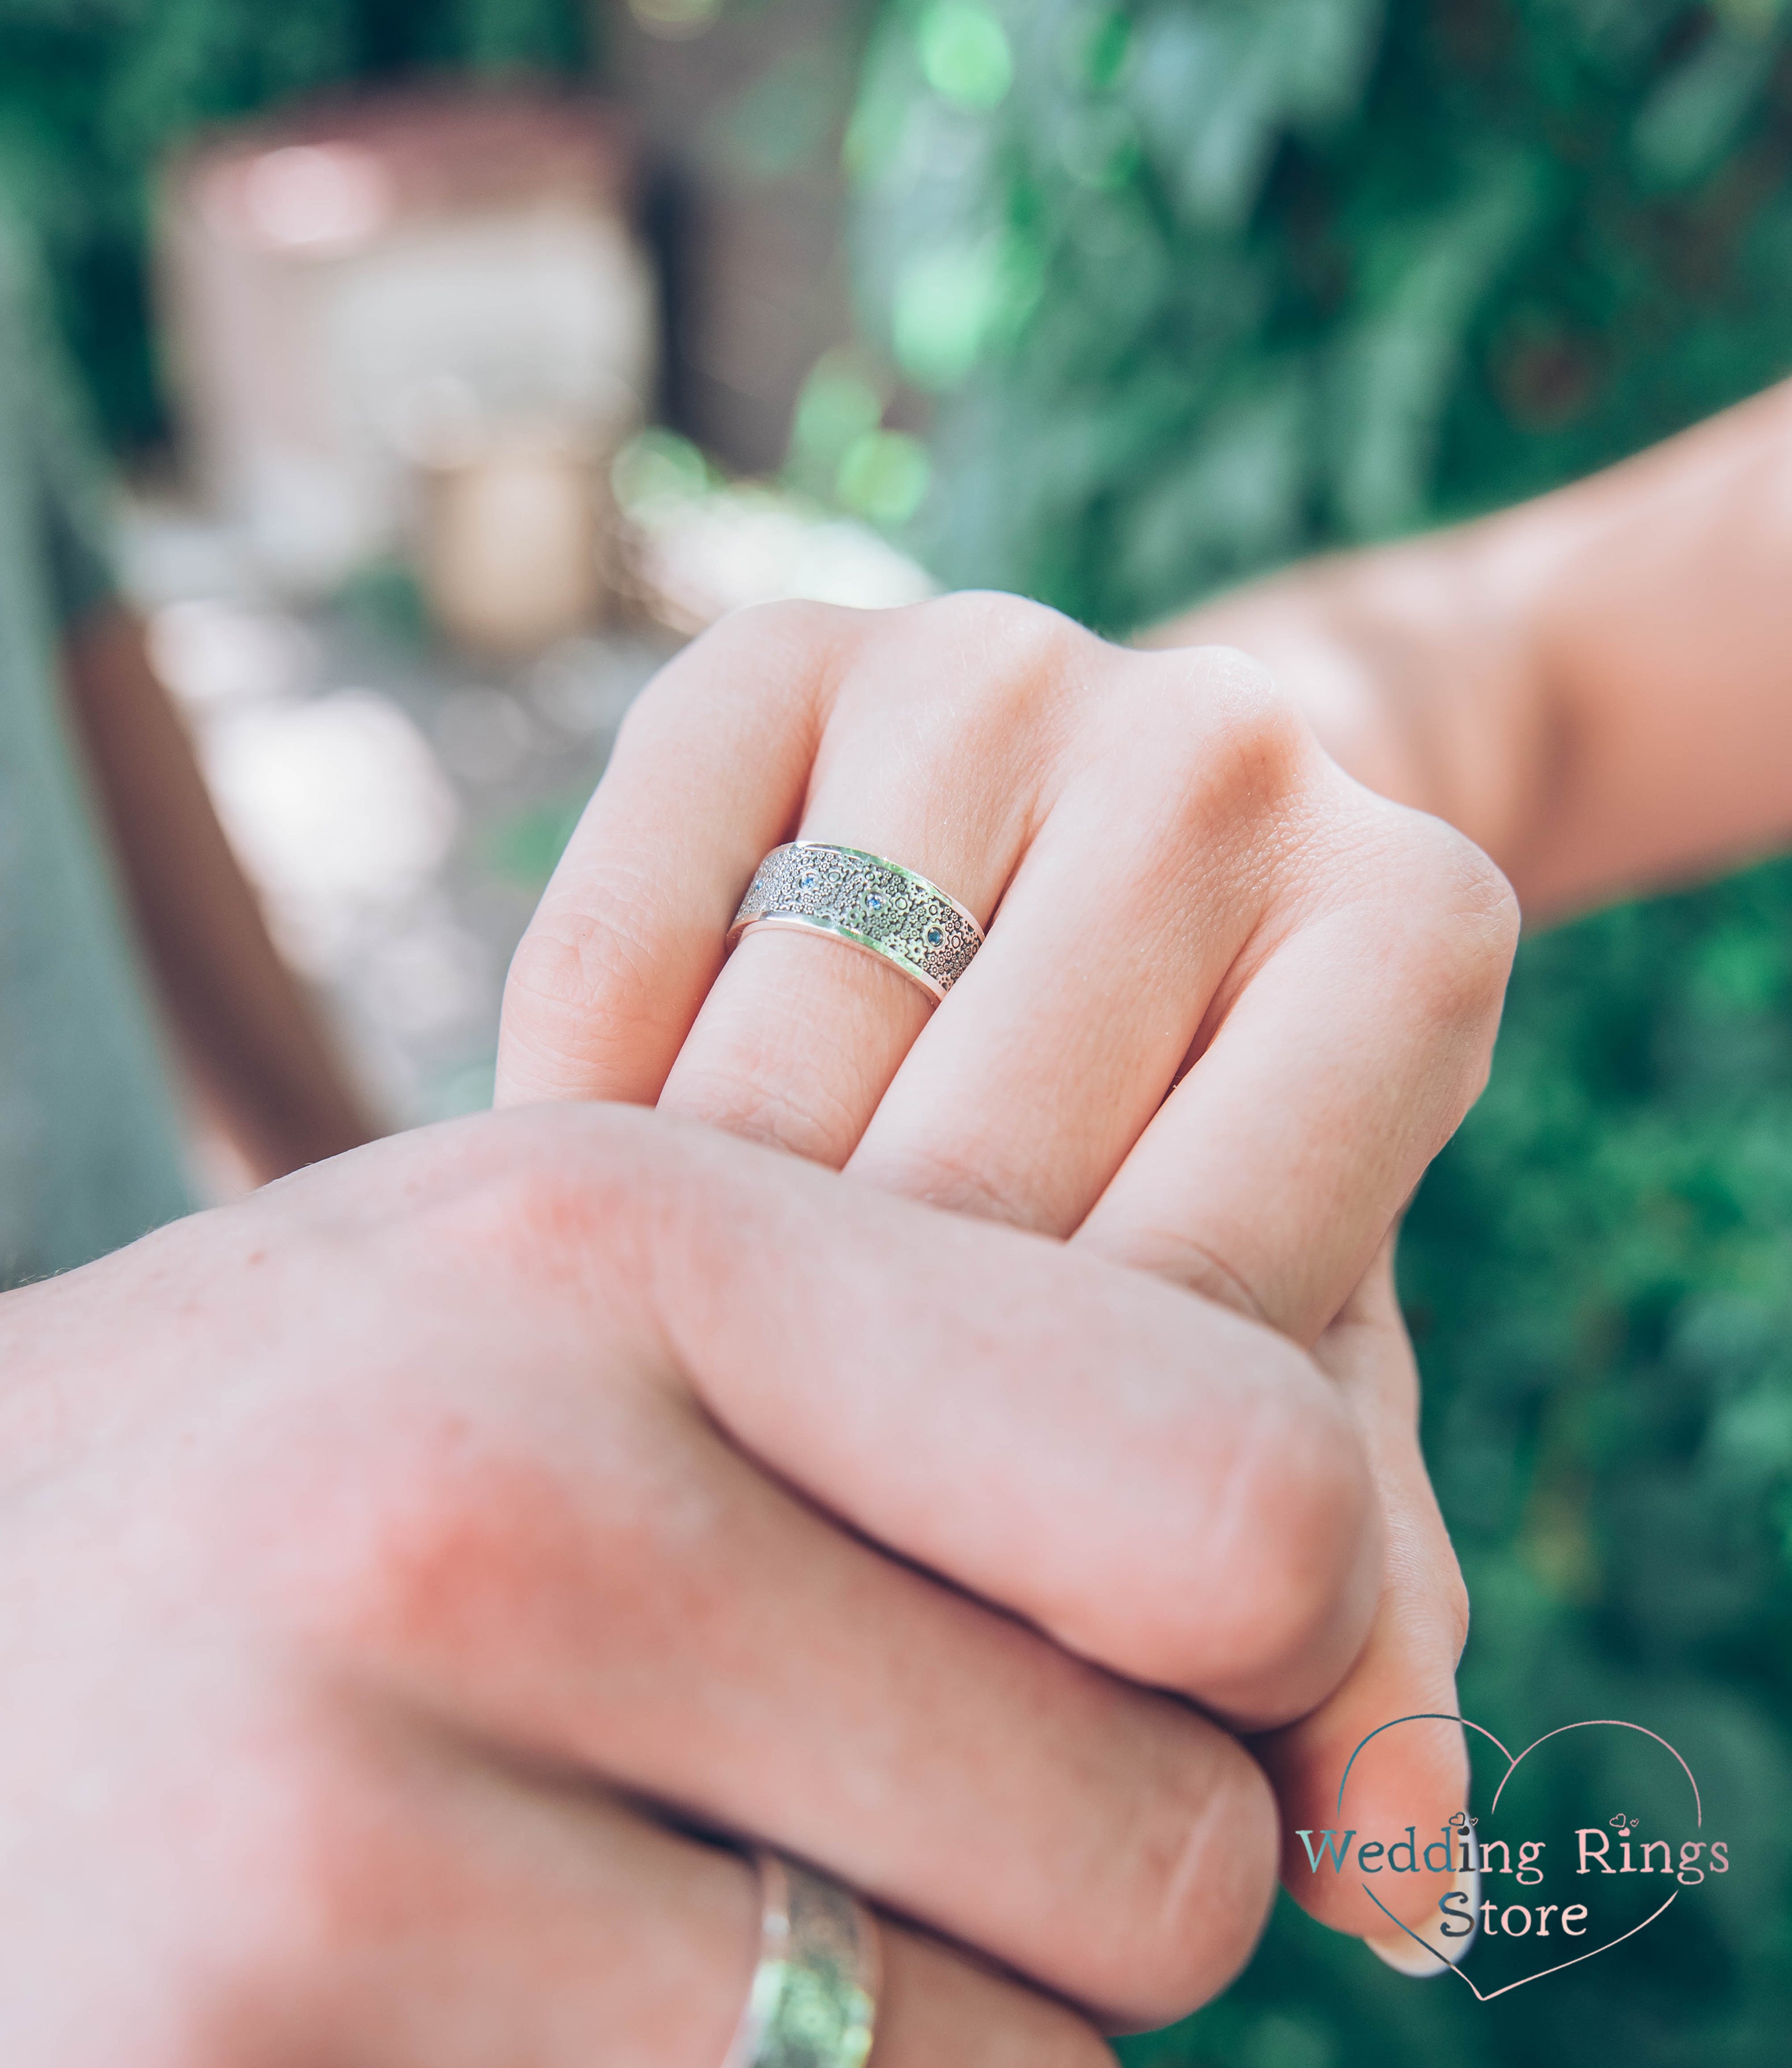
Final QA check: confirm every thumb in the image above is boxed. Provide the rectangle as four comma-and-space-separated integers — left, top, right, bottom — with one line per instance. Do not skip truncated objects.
1252, 1242, 1476, 1964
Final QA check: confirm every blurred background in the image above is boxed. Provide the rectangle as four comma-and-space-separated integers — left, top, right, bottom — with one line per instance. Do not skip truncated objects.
6, 1, 1792, 2062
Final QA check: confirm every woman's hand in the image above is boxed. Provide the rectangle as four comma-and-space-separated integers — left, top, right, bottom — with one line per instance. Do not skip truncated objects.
496, 592, 1519, 1944
0, 1105, 1378, 2062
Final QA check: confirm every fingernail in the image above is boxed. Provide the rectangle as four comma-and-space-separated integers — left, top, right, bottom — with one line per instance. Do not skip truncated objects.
1365, 1864, 1479, 1977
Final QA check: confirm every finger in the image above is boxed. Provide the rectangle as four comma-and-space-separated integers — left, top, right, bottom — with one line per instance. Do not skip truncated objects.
1076, 784, 1517, 1342
874, 1920, 1111, 2067
494, 601, 858, 1109
235, 1107, 1378, 2018
329, 1101, 1378, 1725
656, 593, 1072, 1164
633, 1103, 1379, 1729
289, 1732, 1108, 2068
844, 645, 1290, 1230
317, 1212, 1278, 2025
1253, 1246, 1472, 1949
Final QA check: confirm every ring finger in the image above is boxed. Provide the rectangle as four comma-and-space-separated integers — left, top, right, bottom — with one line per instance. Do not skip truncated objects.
664, 614, 1284, 1222
308, 1740, 1108, 2068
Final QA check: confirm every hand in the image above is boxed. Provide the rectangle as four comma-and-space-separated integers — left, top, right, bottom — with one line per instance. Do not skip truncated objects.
496, 592, 1519, 1941
0, 1105, 1378, 2062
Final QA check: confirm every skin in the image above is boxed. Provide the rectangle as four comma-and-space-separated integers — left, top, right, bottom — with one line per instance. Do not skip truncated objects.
2, 1103, 1387, 2064
1147, 373, 1792, 917
37, 352, 1770, 2038
497, 590, 1520, 1947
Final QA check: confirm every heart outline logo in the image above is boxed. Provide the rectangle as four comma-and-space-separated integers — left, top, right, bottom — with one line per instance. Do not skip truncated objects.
1337, 1712, 1702, 2001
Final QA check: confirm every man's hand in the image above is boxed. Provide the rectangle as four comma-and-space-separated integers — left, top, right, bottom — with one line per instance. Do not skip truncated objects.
0, 1106, 1380, 2064
495, 591, 1518, 1942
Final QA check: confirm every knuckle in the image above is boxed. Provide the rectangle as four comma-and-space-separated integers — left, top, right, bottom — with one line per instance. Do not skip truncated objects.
849, 1134, 1027, 1225
1138, 645, 1313, 820
1092, 1732, 1279, 2023
664, 1053, 865, 1164
1385, 812, 1521, 1029
503, 904, 605, 1018
814, 590, 1087, 819
500, 889, 667, 1075
321, 1424, 581, 1660
1189, 641, 1304, 738
901, 586, 1082, 654
866, 589, 1090, 723
1113, 1355, 1373, 1699
692, 594, 854, 668
1225, 1381, 1375, 1670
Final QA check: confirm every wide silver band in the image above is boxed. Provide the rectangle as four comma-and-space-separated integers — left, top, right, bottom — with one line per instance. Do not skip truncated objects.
728, 842, 984, 1002
720, 1848, 880, 2068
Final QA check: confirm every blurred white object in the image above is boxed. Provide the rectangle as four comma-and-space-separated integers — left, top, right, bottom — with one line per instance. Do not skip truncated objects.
527, 632, 667, 735
147, 598, 318, 710
160, 93, 655, 613
358, 916, 488, 1040
198, 691, 460, 973
613, 431, 935, 631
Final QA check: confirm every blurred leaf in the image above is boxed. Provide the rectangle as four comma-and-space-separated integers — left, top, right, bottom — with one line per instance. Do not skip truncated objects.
482, 795, 584, 889
1330, 155, 1542, 537
835, 424, 931, 520
1114, 371, 1312, 594
1632, 26, 1775, 188
916, 0, 1013, 109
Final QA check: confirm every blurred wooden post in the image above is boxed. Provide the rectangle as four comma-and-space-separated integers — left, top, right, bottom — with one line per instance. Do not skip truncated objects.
159, 89, 655, 652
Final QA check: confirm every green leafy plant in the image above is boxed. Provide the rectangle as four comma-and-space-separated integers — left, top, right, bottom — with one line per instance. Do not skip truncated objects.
854, 0, 1792, 631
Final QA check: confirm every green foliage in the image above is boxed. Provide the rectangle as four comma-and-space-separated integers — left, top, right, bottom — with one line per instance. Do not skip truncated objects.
854, 3, 1792, 2062
853, 0, 1792, 631
0, 0, 589, 449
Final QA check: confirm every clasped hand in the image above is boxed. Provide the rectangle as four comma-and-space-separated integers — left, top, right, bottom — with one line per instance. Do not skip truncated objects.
0, 594, 1516, 2063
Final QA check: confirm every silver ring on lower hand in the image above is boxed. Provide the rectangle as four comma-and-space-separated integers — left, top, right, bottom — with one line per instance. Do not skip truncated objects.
720, 1847, 882, 2068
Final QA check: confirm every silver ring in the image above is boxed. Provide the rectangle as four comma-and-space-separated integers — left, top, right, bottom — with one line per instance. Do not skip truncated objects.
728, 841, 985, 1002
720, 1848, 881, 2068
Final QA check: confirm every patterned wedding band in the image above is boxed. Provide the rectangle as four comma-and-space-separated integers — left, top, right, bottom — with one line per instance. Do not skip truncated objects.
728, 841, 985, 1001
720, 1848, 881, 2068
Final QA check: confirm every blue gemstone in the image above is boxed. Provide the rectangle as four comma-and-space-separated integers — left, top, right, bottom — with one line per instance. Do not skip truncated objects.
924, 926, 943, 945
